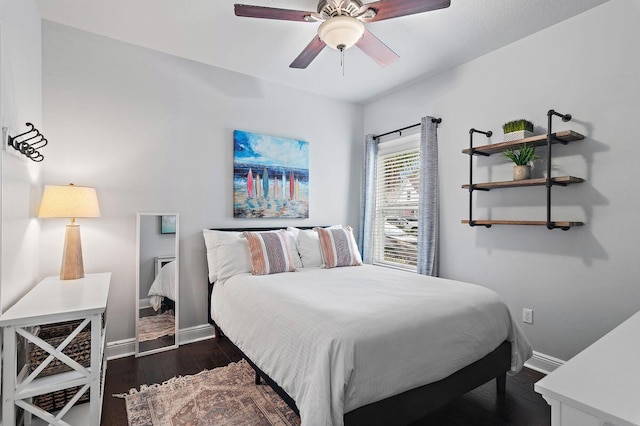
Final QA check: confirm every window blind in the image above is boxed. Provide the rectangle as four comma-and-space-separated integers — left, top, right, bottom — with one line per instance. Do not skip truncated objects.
373, 134, 420, 271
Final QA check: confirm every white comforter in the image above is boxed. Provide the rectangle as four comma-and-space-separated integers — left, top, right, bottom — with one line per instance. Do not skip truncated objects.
211, 265, 531, 426
148, 261, 176, 311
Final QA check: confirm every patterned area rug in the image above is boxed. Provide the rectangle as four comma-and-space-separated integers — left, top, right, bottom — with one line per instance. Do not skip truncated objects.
138, 312, 175, 342
120, 360, 300, 425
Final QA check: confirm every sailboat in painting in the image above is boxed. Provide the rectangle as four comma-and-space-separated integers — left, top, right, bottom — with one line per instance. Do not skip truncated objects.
274, 176, 279, 199
263, 167, 269, 198
247, 168, 253, 197
289, 171, 295, 200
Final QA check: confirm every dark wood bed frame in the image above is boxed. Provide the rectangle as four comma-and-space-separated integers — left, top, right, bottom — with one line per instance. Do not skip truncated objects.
206, 227, 511, 425
162, 297, 176, 312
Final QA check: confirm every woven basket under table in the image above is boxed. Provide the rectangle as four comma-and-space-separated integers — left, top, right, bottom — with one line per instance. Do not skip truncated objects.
34, 386, 90, 412
29, 319, 93, 411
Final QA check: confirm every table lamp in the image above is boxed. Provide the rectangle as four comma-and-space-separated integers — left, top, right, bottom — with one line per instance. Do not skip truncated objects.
38, 183, 101, 280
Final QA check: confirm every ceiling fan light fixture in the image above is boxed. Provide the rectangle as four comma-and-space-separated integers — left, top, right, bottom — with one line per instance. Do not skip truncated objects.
318, 16, 365, 50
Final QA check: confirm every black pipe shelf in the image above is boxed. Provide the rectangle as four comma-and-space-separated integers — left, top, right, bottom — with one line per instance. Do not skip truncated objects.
463, 110, 586, 231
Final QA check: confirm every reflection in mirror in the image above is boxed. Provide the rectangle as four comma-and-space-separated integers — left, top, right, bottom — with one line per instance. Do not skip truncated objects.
136, 213, 179, 357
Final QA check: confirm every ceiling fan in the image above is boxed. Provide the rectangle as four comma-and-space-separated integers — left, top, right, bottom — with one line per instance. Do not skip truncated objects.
234, 0, 451, 69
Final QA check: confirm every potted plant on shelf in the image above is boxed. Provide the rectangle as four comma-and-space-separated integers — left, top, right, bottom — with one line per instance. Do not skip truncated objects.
503, 143, 538, 181
503, 119, 534, 142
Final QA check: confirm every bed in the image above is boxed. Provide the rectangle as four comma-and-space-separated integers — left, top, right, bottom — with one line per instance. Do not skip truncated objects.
148, 260, 176, 312
204, 226, 531, 426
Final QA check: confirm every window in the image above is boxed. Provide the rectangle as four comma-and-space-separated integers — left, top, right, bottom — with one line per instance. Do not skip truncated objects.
373, 133, 420, 271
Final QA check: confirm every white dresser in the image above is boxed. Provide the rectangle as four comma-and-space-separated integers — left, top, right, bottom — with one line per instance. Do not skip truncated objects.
535, 311, 640, 426
0, 273, 111, 426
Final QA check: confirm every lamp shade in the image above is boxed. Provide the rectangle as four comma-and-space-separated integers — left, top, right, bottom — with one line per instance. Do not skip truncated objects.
38, 184, 101, 219
318, 16, 365, 50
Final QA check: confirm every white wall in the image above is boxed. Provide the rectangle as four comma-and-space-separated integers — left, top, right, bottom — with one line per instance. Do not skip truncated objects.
40, 21, 364, 344
0, 0, 42, 312
364, 0, 640, 363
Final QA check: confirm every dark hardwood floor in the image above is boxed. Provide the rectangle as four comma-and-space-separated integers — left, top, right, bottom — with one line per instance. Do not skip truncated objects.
102, 337, 550, 425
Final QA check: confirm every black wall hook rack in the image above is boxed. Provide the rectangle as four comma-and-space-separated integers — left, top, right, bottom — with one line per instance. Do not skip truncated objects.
7, 122, 47, 162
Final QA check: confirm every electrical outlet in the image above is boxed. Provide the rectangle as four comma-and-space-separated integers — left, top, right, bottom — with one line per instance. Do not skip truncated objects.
522, 308, 533, 324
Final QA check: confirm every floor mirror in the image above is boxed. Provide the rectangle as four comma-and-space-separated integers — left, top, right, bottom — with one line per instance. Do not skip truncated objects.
135, 213, 179, 357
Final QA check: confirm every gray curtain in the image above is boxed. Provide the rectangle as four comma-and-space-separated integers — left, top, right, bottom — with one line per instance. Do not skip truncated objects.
359, 134, 377, 263
417, 116, 439, 276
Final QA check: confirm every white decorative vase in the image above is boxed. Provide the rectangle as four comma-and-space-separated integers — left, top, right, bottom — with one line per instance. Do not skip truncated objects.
513, 165, 531, 181
504, 130, 534, 142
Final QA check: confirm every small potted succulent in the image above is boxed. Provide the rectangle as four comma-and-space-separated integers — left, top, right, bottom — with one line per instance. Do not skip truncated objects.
503, 119, 534, 142
503, 143, 538, 181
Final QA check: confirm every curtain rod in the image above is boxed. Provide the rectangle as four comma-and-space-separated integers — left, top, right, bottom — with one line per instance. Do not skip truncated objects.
374, 117, 442, 139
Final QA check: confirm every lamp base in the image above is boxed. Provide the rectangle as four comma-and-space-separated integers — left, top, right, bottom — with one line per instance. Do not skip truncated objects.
61, 224, 85, 280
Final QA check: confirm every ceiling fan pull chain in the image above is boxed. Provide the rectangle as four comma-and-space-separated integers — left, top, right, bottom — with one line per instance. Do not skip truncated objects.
341, 47, 345, 76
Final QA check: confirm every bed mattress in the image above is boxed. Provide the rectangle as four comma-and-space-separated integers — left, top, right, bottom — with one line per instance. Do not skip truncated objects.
211, 264, 531, 426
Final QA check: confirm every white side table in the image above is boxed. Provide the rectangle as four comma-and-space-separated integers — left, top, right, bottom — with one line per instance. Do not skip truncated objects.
535, 310, 640, 426
0, 273, 111, 426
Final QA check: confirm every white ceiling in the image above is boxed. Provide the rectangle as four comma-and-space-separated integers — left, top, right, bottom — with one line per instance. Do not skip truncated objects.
35, 0, 609, 104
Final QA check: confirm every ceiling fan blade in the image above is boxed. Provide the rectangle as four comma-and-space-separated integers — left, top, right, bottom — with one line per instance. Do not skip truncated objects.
290, 36, 327, 69
360, 0, 450, 22
235, 4, 313, 22
356, 29, 399, 67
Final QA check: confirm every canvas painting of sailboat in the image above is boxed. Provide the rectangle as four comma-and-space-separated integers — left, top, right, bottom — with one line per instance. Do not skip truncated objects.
233, 130, 309, 218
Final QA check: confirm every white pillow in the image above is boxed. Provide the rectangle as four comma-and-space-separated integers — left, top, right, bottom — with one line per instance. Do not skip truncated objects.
295, 229, 323, 268
287, 226, 300, 240
202, 230, 243, 283
284, 230, 303, 269
216, 240, 252, 282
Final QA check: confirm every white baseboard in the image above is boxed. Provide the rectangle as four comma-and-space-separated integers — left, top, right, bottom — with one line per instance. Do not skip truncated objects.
524, 350, 565, 375
178, 322, 216, 344
138, 298, 152, 309
106, 338, 135, 360
106, 323, 215, 360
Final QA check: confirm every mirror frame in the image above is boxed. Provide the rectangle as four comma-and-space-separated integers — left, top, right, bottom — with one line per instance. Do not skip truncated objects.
135, 212, 180, 357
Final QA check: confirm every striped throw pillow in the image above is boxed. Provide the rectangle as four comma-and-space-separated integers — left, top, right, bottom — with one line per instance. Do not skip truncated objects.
317, 226, 362, 268
244, 230, 296, 275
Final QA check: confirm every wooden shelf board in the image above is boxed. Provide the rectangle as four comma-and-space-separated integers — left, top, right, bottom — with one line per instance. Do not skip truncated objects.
462, 130, 584, 155
461, 220, 584, 228
462, 176, 584, 190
